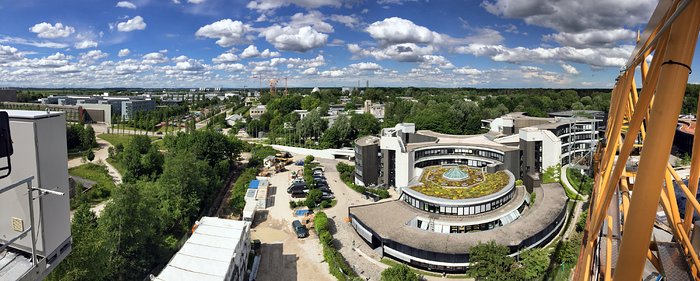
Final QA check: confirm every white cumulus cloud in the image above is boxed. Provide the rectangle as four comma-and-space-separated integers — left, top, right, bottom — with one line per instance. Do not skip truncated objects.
366, 17, 445, 46
247, 0, 343, 12
213, 52, 239, 63
560, 63, 579, 75
195, 19, 251, 47
117, 16, 147, 32
29, 22, 75, 38
118, 48, 131, 57
116, 1, 137, 9
260, 25, 327, 52
75, 40, 98, 49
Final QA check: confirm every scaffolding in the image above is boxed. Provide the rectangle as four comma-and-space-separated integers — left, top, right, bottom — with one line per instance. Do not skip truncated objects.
575, 0, 700, 279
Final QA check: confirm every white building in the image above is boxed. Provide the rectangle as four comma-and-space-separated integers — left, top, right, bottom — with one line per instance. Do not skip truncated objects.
155, 217, 251, 281
249, 105, 267, 119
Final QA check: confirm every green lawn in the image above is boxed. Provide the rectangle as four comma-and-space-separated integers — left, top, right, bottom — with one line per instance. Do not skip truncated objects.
98, 133, 158, 148
69, 163, 116, 191
106, 157, 126, 176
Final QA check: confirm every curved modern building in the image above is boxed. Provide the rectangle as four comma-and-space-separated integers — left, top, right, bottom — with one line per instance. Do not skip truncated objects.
347, 117, 600, 272
349, 167, 567, 272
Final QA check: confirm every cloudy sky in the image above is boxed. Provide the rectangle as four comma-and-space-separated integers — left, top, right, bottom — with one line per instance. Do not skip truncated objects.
0, 0, 696, 88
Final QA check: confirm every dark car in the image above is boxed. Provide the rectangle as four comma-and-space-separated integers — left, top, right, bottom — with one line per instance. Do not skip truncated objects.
321, 192, 335, 200
318, 186, 332, 193
290, 190, 308, 198
287, 182, 308, 193
292, 220, 308, 238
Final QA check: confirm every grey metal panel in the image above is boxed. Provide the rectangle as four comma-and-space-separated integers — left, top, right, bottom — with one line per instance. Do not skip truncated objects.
35, 114, 70, 257
0, 113, 70, 257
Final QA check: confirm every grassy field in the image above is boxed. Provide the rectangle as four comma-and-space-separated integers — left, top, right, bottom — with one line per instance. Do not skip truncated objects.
98, 133, 158, 147
106, 158, 126, 176
69, 163, 116, 191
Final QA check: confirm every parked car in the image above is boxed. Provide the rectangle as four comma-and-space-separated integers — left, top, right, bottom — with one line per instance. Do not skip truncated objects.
287, 182, 308, 194
295, 160, 304, 166
313, 170, 324, 176
321, 192, 335, 200
292, 220, 308, 238
318, 186, 332, 193
291, 191, 308, 198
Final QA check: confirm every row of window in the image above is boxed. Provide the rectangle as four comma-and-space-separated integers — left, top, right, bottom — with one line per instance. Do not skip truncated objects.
415, 158, 492, 169
415, 220, 496, 233
414, 148, 505, 162
401, 188, 515, 216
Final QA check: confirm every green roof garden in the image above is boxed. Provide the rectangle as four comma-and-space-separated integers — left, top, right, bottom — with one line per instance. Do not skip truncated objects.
412, 165, 510, 200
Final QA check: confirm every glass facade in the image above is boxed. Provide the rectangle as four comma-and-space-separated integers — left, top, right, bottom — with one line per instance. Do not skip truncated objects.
415, 158, 491, 168
400, 188, 516, 216
414, 147, 504, 162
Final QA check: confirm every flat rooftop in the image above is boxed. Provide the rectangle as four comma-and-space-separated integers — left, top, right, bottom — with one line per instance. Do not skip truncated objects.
349, 183, 567, 254
356, 135, 380, 146
155, 217, 248, 281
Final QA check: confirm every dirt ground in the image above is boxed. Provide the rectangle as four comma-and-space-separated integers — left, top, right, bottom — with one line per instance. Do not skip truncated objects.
252, 158, 334, 281
252, 154, 400, 281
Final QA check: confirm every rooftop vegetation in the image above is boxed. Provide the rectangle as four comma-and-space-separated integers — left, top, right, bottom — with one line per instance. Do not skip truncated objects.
412, 166, 510, 199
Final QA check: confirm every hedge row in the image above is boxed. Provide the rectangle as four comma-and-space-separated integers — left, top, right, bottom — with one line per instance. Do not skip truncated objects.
314, 212, 357, 280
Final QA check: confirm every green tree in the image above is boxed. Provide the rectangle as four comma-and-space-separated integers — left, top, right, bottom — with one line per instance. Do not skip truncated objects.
467, 241, 514, 280
350, 113, 380, 136
47, 204, 108, 281
296, 109, 327, 140
156, 151, 217, 233
380, 264, 419, 281
85, 149, 95, 162
81, 124, 97, 150
514, 248, 550, 280
555, 232, 582, 265
320, 115, 353, 148
100, 183, 163, 281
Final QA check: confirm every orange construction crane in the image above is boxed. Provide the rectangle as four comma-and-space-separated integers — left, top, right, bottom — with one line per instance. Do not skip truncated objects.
575, 0, 700, 280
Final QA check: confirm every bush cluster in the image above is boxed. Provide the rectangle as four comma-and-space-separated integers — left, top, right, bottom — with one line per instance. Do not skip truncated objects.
314, 212, 357, 280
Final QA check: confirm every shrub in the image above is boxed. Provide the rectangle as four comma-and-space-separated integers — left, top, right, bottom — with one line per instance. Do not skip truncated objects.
320, 200, 331, 209
304, 198, 316, 209
577, 211, 588, 232
515, 179, 524, 186
289, 200, 297, 209
319, 230, 333, 247
314, 211, 329, 233
368, 188, 390, 199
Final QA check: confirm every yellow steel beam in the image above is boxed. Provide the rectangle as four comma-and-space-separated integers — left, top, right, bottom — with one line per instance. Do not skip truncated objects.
605, 215, 613, 281
612, 1, 700, 279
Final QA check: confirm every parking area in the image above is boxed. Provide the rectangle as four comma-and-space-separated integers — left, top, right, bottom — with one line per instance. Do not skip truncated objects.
252, 153, 396, 281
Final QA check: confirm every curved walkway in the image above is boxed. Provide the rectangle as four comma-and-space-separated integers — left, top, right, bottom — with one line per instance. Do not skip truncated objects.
560, 165, 587, 201
68, 137, 123, 217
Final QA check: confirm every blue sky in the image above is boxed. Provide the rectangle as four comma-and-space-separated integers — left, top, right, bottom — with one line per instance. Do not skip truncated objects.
0, 0, 696, 88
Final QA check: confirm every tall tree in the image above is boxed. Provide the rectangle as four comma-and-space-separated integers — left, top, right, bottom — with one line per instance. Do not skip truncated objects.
467, 241, 514, 280
380, 264, 419, 281
350, 113, 380, 136
100, 183, 162, 281
47, 204, 108, 281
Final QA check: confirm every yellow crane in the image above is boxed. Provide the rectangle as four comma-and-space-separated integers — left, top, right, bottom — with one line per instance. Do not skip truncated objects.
576, 0, 700, 280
